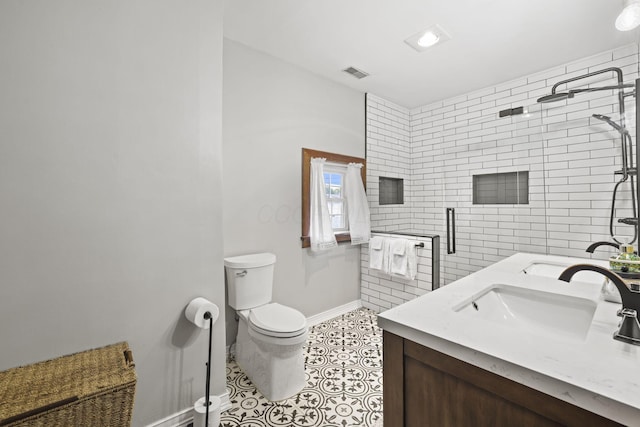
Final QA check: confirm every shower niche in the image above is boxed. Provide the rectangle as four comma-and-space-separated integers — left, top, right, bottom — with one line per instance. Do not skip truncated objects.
379, 176, 404, 205
472, 171, 529, 205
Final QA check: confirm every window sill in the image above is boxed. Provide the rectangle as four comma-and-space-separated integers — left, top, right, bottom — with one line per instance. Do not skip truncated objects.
300, 233, 352, 248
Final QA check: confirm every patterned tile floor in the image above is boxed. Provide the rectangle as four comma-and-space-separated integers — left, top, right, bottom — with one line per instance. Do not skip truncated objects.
221, 308, 383, 427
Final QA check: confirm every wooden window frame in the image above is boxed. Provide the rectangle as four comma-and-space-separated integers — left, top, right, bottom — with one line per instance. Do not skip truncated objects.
301, 148, 366, 248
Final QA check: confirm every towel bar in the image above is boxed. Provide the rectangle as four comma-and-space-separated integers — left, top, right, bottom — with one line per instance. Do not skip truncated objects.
370, 230, 440, 290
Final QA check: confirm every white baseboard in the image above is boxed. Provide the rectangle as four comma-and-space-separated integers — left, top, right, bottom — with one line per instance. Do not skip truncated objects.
219, 391, 231, 412
306, 299, 363, 326
146, 390, 231, 427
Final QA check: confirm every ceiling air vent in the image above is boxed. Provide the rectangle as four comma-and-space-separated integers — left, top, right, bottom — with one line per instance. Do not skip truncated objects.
342, 66, 369, 79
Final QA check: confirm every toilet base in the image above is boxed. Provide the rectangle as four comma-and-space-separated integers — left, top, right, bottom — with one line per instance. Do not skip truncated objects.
235, 318, 307, 401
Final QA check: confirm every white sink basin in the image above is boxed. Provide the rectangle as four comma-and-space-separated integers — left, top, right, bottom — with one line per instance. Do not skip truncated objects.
453, 284, 598, 341
522, 261, 607, 285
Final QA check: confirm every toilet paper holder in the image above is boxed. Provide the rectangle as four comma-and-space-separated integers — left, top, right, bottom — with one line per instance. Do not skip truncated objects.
203, 312, 214, 427
185, 298, 219, 427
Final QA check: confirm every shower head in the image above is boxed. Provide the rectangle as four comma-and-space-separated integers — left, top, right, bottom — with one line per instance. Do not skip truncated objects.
536, 92, 574, 103
592, 113, 629, 134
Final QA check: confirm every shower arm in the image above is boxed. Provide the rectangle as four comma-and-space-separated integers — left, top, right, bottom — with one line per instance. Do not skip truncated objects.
550, 68, 633, 133
551, 67, 625, 95
563, 84, 636, 96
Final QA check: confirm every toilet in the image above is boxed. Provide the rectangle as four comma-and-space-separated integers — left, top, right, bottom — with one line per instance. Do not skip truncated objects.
224, 252, 308, 401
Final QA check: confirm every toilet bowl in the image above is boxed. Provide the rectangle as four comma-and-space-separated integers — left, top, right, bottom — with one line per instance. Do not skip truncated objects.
235, 303, 308, 401
224, 253, 309, 401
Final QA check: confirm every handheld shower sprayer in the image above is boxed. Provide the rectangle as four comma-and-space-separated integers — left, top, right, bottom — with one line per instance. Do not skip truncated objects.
591, 113, 637, 244
592, 113, 633, 177
592, 113, 629, 135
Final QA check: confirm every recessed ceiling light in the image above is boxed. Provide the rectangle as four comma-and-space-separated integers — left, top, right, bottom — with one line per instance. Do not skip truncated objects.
405, 24, 451, 52
417, 31, 440, 47
616, 0, 640, 31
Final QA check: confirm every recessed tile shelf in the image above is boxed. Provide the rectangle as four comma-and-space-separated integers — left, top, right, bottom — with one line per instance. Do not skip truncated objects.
473, 171, 529, 205
379, 176, 404, 205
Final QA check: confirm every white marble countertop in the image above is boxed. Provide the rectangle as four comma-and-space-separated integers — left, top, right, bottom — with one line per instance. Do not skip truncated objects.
377, 253, 640, 426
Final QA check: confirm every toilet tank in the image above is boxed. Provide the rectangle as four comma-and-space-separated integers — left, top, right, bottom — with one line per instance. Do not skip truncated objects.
224, 252, 276, 310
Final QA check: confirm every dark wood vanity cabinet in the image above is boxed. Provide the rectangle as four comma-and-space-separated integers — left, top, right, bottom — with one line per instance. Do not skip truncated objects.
383, 331, 622, 427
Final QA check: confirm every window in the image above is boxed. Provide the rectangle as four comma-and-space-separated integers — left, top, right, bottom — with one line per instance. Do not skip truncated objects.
301, 148, 366, 248
324, 165, 348, 232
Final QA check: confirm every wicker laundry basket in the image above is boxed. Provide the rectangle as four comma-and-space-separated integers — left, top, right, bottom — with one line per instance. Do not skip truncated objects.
0, 342, 136, 427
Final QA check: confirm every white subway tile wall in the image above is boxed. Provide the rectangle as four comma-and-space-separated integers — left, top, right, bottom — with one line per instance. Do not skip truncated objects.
366, 94, 413, 230
362, 44, 639, 312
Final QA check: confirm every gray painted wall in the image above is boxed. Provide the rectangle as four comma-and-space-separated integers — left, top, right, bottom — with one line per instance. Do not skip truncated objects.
0, 1, 226, 425
222, 39, 364, 343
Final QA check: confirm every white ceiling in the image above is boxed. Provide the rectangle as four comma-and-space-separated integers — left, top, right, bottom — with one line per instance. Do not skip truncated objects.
223, 0, 640, 109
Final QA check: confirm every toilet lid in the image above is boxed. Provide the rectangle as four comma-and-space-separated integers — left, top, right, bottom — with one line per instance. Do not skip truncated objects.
249, 303, 307, 338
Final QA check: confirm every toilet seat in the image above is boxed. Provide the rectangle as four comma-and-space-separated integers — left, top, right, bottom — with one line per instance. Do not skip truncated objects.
248, 303, 307, 338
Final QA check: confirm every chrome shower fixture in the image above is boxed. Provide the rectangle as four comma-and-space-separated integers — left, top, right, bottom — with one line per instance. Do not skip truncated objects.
538, 67, 638, 245
536, 92, 574, 103
592, 113, 630, 135
536, 67, 635, 105
592, 113, 633, 178
536, 84, 635, 104
592, 113, 637, 244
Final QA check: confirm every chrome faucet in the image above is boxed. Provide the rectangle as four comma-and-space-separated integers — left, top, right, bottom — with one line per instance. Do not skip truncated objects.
558, 264, 640, 346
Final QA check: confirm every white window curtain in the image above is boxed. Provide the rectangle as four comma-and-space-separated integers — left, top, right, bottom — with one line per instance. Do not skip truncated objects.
309, 157, 338, 252
345, 162, 371, 245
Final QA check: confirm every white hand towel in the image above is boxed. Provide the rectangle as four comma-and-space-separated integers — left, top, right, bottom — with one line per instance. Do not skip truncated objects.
390, 239, 417, 280
392, 240, 406, 255
370, 236, 384, 250
369, 236, 385, 271
406, 241, 417, 281
390, 239, 409, 276
382, 238, 392, 275
345, 163, 371, 245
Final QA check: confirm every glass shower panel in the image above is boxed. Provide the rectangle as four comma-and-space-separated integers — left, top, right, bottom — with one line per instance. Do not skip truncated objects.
537, 79, 637, 259
439, 107, 548, 286
503, 105, 549, 255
